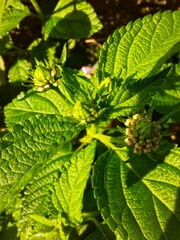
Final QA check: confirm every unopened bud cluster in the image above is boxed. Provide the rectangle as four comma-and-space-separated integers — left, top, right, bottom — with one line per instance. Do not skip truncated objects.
31, 61, 60, 92
124, 113, 162, 154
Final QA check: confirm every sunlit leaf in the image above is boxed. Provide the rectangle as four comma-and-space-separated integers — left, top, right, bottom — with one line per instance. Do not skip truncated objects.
93, 147, 180, 240
97, 10, 180, 81
0, 114, 82, 213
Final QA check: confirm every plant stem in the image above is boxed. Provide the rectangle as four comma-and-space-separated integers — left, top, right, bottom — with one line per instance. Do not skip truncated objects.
93, 133, 118, 151
74, 142, 87, 154
94, 133, 129, 161
82, 210, 100, 220
91, 218, 110, 240
30, 0, 43, 18
82, 211, 109, 240
57, 214, 69, 240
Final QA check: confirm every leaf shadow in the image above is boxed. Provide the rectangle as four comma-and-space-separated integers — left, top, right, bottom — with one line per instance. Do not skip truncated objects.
159, 187, 180, 240
125, 140, 174, 188
49, 10, 92, 39
125, 152, 161, 188
124, 142, 180, 238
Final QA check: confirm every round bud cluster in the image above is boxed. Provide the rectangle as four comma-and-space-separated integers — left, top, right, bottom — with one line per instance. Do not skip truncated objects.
124, 113, 162, 155
31, 61, 60, 92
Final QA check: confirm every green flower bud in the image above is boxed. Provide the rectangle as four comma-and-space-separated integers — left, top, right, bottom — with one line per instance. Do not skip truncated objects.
73, 101, 90, 123
139, 135, 145, 141
34, 68, 50, 85
30, 60, 60, 92
138, 140, 144, 146
132, 129, 138, 138
146, 139, 152, 144
144, 128, 153, 139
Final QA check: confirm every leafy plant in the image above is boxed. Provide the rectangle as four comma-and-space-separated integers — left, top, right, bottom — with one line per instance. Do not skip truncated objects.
0, 2, 180, 239
0, 0, 102, 86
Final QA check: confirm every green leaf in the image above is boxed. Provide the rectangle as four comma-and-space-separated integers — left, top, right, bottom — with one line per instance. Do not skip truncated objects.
58, 67, 96, 104
20, 215, 62, 240
0, 33, 12, 55
19, 142, 96, 238
8, 59, 30, 83
44, 0, 102, 39
51, 141, 96, 225
97, 10, 180, 81
93, 147, 180, 240
21, 146, 72, 217
5, 64, 97, 127
0, 114, 82, 213
19, 146, 72, 239
0, 1, 30, 35
107, 68, 169, 118
0, 0, 6, 26
152, 64, 180, 120
4, 89, 74, 128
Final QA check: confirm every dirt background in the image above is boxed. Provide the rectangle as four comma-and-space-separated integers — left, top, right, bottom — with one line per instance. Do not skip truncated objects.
89, 0, 180, 40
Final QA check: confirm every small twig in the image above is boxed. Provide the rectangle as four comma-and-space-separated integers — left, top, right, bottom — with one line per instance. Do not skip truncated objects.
84, 39, 103, 48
